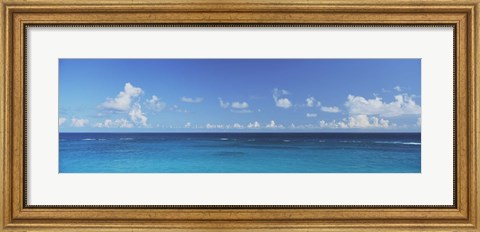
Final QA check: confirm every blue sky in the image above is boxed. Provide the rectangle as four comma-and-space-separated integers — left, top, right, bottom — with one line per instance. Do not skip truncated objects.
59, 59, 421, 132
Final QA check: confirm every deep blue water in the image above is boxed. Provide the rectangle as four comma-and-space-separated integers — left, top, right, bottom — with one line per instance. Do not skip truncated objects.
59, 133, 421, 173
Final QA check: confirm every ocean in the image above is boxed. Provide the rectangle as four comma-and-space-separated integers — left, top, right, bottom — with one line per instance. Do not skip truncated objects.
59, 133, 421, 173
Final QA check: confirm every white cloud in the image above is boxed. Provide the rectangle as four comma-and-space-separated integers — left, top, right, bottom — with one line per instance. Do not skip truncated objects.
219, 98, 251, 112
71, 117, 89, 127
321, 106, 340, 113
59, 117, 67, 126
266, 120, 276, 128
292, 124, 318, 129
247, 121, 261, 129
231, 101, 249, 109
394, 86, 402, 92
417, 117, 421, 127
218, 98, 230, 108
305, 97, 315, 107
319, 115, 393, 129
273, 88, 292, 109
266, 120, 285, 129
306, 113, 317, 118
275, 98, 292, 109
128, 103, 148, 127
233, 123, 244, 129
94, 119, 133, 128
345, 94, 421, 117
145, 95, 166, 111
305, 97, 321, 107
181, 96, 203, 103
184, 122, 192, 128
170, 105, 188, 113
206, 123, 224, 129
101, 83, 143, 111
347, 115, 390, 128
319, 120, 348, 129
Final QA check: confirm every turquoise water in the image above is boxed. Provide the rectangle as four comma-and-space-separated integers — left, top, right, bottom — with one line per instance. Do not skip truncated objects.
59, 133, 421, 173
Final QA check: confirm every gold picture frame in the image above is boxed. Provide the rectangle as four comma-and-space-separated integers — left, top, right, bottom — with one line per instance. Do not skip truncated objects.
1, 0, 479, 231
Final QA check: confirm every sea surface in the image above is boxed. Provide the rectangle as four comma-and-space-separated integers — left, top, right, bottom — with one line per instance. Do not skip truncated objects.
59, 133, 421, 173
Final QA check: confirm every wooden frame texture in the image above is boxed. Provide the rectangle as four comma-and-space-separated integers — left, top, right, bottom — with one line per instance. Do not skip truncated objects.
1, 0, 479, 231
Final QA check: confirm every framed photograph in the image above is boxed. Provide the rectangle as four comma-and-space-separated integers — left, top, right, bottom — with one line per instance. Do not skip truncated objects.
1, 0, 479, 231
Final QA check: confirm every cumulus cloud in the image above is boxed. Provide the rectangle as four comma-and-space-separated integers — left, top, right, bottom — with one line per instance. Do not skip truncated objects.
275, 98, 292, 109
305, 97, 315, 107
206, 123, 224, 129
94, 119, 133, 128
266, 120, 285, 129
219, 98, 251, 112
97, 83, 152, 128
59, 117, 67, 126
290, 123, 318, 129
247, 121, 261, 129
319, 120, 347, 129
347, 115, 390, 128
231, 101, 249, 109
344, 94, 421, 117
128, 103, 148, 127
71, 117, 89, 127
184, 122, 192, 128
305, 97, 321, 107
273, 88, 292, 109
417, 117, 421, 127
204, 123, 246, 129
206, 123, 214, 129
218, 98, 230, 108
306, 113, 317, 118
101, 83, 143, 111
233, 123, 244, 129
319, 115, 393, 129
394, 86, 402, 92
181, 96, 203, 103
321, 106, 340, 113
145, 95, 166, 111
266, 120, 276, 128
